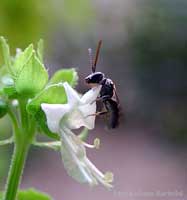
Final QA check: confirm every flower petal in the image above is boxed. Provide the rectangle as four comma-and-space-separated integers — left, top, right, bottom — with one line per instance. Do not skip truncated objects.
65, 85, 101, 130
41, 103, 70, 133
80, 85, 102, 105
63, 82, 80, 106
60, 126, 97, 185
78, 103, 96, 129
59, 126, 113, 188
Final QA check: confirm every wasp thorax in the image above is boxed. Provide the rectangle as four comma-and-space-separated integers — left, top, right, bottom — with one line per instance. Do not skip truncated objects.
85, 72, 105, 84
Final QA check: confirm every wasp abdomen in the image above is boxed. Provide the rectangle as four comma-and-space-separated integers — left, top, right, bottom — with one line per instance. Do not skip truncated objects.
104, 99, 119, 129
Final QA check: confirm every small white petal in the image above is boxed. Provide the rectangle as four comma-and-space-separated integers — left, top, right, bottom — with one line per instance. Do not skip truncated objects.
65, 108, 86, 130
41, 103, 70, 133
66, 102, 96, 130
80, 85, 102, 105
65, 84, 101, 130
63, 82, 80, 106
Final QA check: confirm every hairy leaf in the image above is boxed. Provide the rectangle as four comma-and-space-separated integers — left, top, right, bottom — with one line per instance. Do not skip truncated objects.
0, 37, 13, 74
15, 53, 48, 97
13, 44, 33, 76
27, 83, 67, 115
49, 68, 78, 87
37, 39, 44, 62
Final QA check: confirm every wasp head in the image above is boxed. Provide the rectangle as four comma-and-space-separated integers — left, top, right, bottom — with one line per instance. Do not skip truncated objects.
85, 72, 105, 86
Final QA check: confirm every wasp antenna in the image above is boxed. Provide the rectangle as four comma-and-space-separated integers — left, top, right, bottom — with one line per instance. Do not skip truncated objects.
88, 48, 94, 72
94, 40, 102, 70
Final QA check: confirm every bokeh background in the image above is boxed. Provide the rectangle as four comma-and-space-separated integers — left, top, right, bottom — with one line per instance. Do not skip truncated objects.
0, 0, 186, 199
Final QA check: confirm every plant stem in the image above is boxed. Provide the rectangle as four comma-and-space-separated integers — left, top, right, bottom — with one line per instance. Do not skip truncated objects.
3, 99, 36, 200
8, 108, 20, 140
19, 99, 28, 131
3, 141, 30, 200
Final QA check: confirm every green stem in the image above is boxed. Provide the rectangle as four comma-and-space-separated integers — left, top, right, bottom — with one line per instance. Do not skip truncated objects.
8, 108, 20, 139
19, 99, 28, 131
3, 142, 30, 200
3, 99, 36, 200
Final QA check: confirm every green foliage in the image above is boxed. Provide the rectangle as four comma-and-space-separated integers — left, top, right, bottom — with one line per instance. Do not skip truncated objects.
27, 84, 67, 115
0, 99, 8, 118
49, 68, 78, 87
15, 53, 48, 97
26, 68, 78, 139
0, 36, 79, 141
0, 37, 12, 74
0, 36, 82, 199
3, 85, 18, 99
0, 188, 52, 200
35, 109, 60, 140
17, 188, 52, 200
13, 44, 33, 76
37, 39, 44, 63
27, 84, 67, 140
0, 37, 48, 98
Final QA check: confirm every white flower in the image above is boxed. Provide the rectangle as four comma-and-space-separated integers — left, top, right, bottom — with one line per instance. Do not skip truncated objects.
41, 82, 113, 188
41, 82, 101, 133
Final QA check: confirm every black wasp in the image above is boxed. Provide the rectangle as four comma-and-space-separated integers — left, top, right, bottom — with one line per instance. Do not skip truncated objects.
85, 40, 120, 129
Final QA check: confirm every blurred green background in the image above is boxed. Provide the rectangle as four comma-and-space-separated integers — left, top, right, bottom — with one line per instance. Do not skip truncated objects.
0, 0, 186, 199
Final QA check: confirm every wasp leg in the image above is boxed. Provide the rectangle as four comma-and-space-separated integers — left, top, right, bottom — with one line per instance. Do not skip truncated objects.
90, 97, 101, 105
90, 95, 111, 105
85, 111, 108, 118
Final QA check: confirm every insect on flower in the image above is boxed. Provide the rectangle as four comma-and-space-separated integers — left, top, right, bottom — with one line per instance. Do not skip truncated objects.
41, 82, 114, 188
85, 40, 120, 129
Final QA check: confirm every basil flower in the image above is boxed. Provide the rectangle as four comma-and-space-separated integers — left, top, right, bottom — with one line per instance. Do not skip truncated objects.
41, 82, 113, 188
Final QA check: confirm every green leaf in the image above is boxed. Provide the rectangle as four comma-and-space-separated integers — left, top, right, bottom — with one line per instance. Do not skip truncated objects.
0, 189, 52, 200
3, 85, 18, 98
0, 99, 8, 118
13, 44, 33, 76
37, 39, 44, 62
49, 68, 78, 87
0, 37, 13, 74
15, 53, 48, 97
27, 83, 67, 115
35, 109, 60, 140
18, 188, 52, 200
